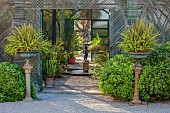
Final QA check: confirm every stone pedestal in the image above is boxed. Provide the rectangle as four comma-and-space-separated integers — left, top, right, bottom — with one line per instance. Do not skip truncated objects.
128, 52, 150, 105
130, 61, 142, 105
23, 59, 33, 102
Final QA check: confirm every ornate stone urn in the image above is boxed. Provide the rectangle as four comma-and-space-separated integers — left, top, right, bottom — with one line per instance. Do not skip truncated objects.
128, 52, 150, 105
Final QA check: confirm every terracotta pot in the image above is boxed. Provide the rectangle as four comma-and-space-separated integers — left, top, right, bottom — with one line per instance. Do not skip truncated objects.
69, 57, 76, 64
44, 78, 53, 88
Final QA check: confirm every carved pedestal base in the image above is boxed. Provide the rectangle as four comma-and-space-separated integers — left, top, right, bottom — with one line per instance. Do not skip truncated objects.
130, 61, 142, 105
23, 59, 33, 102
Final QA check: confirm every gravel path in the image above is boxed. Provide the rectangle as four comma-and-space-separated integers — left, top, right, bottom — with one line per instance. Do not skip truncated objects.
1, 74, 169, 113
53, 75, 99, 91
0, 93, 169, 113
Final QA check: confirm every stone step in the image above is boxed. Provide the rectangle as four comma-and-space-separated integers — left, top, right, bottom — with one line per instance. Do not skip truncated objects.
41, 88, 101, 95
63, 69, 92, 76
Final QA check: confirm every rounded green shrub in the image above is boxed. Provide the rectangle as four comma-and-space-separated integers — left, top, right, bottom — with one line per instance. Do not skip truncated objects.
98, 54, 135, 101
0, 62, 36, 102
139, 42, 170, 101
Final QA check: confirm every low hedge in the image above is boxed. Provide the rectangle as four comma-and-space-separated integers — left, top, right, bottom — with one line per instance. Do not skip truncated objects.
98, 54, 135, 101
0, 62, 36, 102
139, 42, 170, 101
99, 42, 170, 101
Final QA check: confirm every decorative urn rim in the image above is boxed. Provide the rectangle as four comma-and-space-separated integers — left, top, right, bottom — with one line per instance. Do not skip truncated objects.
127, 51, 150, 60
18, 51, 39, 58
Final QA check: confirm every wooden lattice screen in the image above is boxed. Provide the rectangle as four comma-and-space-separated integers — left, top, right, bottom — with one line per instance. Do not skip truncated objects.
0, 1, 13, 62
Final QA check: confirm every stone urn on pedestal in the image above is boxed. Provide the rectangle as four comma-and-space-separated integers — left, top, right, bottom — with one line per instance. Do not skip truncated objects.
4, 24, 42, 102
118, 19, 160, 105
19, 51, 38, 101
128, 52, 150, 105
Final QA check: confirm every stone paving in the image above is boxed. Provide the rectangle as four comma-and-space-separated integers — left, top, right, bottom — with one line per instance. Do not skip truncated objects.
42, 75, 100, 94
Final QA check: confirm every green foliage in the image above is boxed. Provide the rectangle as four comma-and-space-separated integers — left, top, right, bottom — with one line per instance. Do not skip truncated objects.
43, 58, 57, 78
138, 42, 170, 101
42, 39, 68, 76
74, 33, 84, 51
118, 19, 159, 52
43, 9, 73, 39
142, 42, 170, 66
5, 24, 41, 55
42, 40, 68, 62
89, 34, 108, 64
68, 32, 83, 58
0, 62, 36, 102
138, 63, 170, 101
89, 34, 108, 78
88, 34, 104, 51
99, 43, 170, 101
98, 54, 135, 100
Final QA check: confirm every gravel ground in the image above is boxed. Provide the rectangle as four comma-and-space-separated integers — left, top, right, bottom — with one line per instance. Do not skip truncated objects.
0, 93, 169, 113
53, 75, 99, 91
1, 74, 169, 113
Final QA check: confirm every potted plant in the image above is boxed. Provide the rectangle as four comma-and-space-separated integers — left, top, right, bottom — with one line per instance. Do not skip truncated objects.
5, 24, 41, 57
118, 19, 160, 105
4, 24, 41, 101
68, 52, 75, 64
43, 58, 57, 87
41, 40, 68, 77
118, 19, 159, 57
68, 32, 83, 64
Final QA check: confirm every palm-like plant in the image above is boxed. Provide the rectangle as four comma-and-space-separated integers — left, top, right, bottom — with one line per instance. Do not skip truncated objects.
43, 58, 57, 78
119, 19, 160, 52
5, 24, 41, 55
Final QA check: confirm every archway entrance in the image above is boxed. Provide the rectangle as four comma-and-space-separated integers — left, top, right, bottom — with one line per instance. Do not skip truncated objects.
26, 0, 127, 91
65, 9, 110, 62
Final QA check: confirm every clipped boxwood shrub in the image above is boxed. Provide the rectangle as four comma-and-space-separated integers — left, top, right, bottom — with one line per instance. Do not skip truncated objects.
0, 62, 36, 102
98, 54, 135, 101
139, 42, 170, 101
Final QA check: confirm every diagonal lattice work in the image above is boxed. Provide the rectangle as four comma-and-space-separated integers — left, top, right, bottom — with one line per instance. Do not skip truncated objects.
110, 8, 127, 57
0, 0, 13, 62
0, 0, 41, 88
139, 0, 170, 42
29, 0, 116, 9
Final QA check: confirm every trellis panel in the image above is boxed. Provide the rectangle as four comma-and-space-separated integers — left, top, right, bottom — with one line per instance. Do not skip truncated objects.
0, 4, 13, 62
109, 7, 127, 57
25, 8, 42, 90
139, 0, 170, 43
